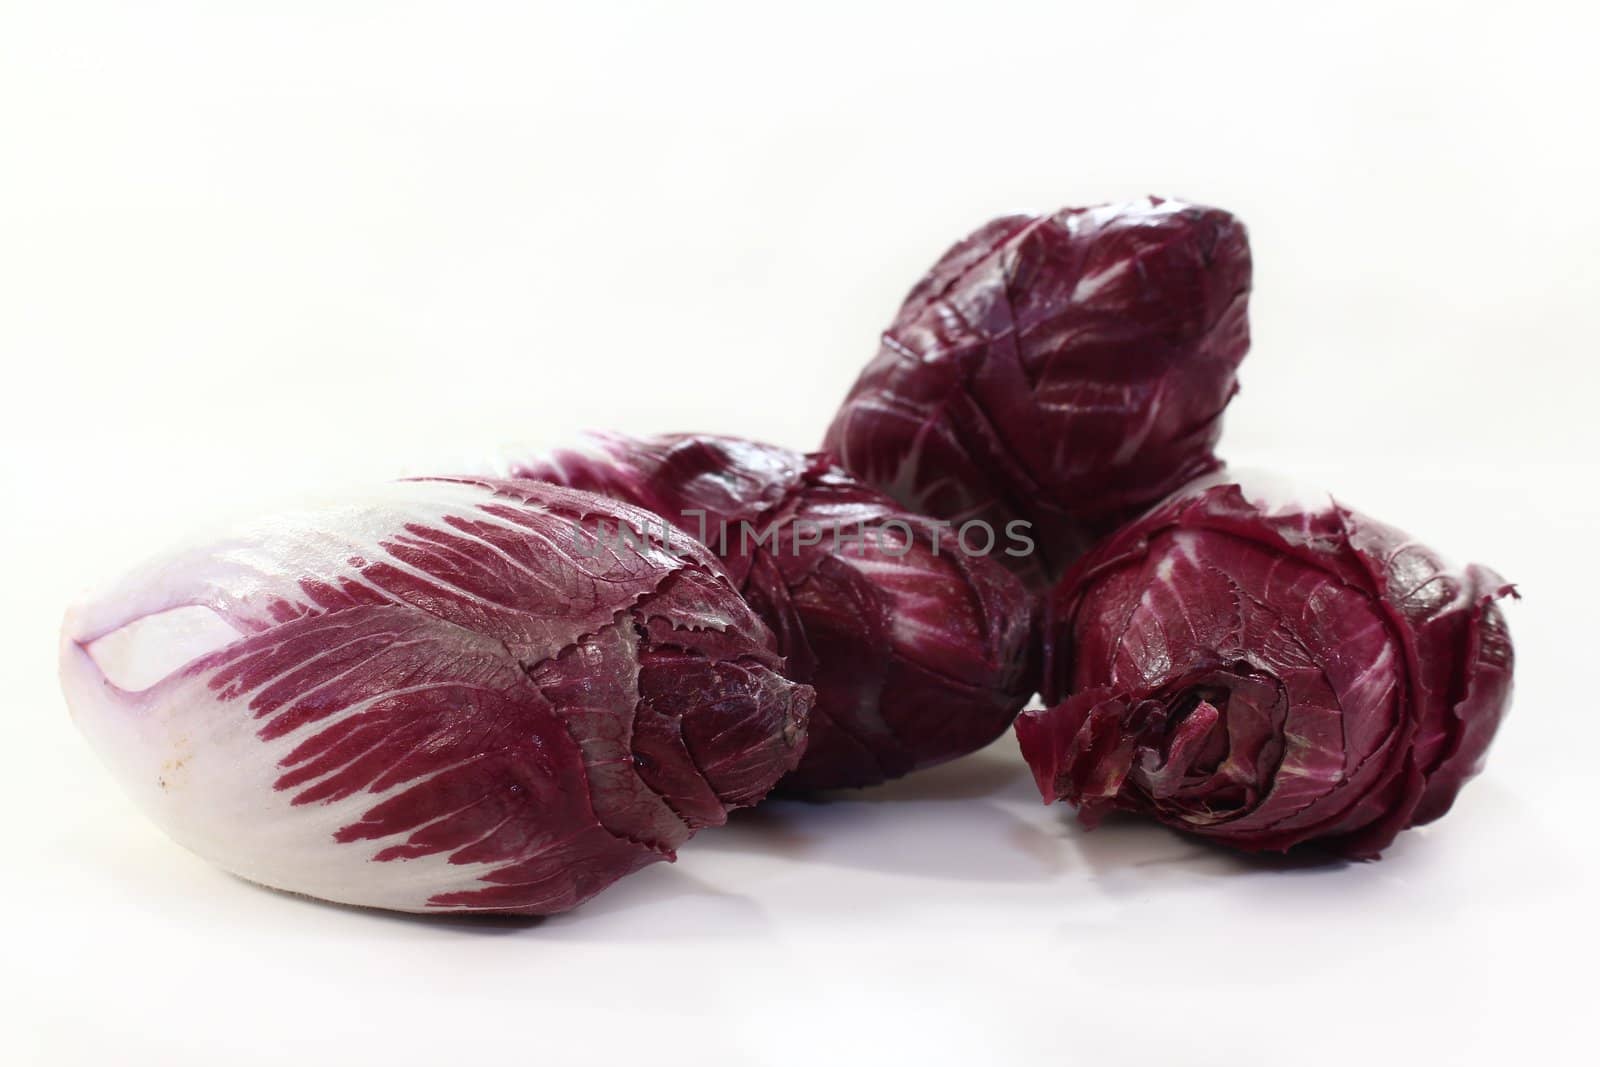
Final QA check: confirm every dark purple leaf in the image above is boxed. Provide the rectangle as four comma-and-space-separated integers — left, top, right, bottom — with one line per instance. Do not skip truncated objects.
60, 478, 811, 914
511, 433, 1037, 790
1017, 474, 1515, 858
823, 197, 1253, 588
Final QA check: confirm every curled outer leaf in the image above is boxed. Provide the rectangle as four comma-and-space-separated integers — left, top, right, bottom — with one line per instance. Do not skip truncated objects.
1018, 475, 1515, 858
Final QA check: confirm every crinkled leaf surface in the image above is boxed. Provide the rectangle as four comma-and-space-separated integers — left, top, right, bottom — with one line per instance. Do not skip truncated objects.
513, 434, 1036, 789
1017, 475, 1515, 857
824, 197, 1253, 588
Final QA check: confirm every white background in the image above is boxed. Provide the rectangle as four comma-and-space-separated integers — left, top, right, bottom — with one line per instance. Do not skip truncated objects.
3, 2, 1596, 1064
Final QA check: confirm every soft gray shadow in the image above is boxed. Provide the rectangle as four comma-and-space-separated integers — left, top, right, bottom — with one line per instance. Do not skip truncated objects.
707, 797, 1067, 882
69, 827, 550, 935
782, 748, 1036, 805
537, 863, 774, 941
1060, 808, 1354, 885
231, 859, 774, 939
229, 874, 546, 934
692, 748, 1069, 882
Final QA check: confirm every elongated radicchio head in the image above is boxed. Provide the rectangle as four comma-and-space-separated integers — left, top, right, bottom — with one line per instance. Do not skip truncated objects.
1018, 475, 1515, 858
60, 478, 811, 914
508, 433, 1036, 790
823, 197, 1252, 588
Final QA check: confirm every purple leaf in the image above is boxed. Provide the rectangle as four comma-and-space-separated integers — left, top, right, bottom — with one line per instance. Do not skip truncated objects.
1017, 474, 1516, 858
824, 197, 1253, 588
509, 433, 1036, 790
60, 478, 811, 914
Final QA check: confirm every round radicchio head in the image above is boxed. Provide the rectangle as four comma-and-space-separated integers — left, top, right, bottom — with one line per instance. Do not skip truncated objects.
509, 433, 1037, 790
59, 478, 811, 915
822, 197, 1253, 589
1018, 474, 1515, 858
